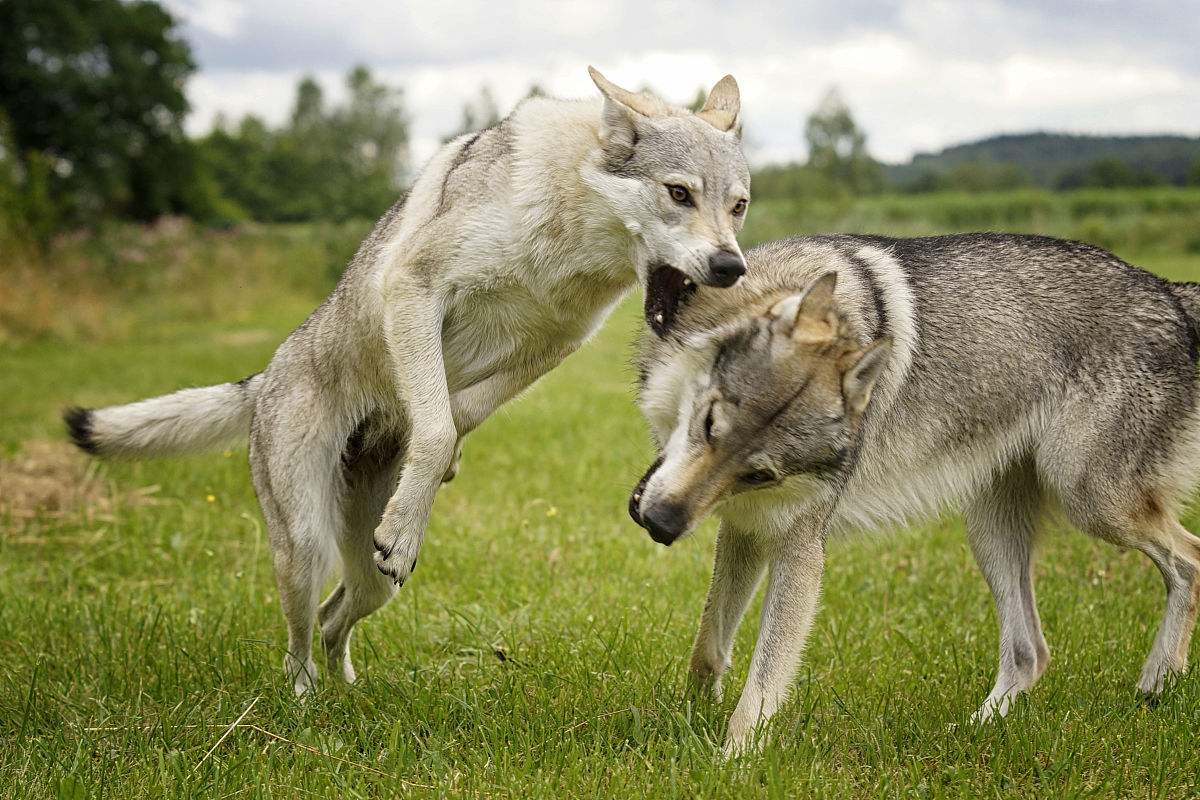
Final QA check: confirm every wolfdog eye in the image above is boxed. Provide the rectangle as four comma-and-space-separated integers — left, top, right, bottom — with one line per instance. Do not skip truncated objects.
703, 404, 716, 442
731, 198, 748, 216
666, 184, 693, 206
740, 470, 776, 486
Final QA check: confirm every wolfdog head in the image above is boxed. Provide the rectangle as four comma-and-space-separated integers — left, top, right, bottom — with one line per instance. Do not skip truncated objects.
629, 273, 892, 545
584, 67, 752, 336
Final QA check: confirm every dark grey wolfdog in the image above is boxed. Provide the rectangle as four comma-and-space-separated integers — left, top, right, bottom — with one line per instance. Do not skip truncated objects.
631, 233, 1200, 753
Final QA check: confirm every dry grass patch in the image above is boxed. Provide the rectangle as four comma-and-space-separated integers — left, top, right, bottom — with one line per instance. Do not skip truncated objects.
0, 440, 158, 526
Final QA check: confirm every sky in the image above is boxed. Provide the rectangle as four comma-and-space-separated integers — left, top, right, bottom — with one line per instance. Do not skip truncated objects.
163, 0, 1200, 169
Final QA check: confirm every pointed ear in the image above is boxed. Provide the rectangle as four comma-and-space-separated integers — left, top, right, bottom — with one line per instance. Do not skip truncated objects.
842, 338, 892, 415
696, 74, 741, 134
769, 272, 838, 342
588, 66, 665, 116
588, 66, 660, 160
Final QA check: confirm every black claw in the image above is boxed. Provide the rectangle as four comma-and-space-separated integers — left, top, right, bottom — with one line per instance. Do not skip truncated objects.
411, 558, 418, 573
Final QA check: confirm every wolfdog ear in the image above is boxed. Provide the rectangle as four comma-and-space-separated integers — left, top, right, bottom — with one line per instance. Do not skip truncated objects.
588, 66, 662, 159
696, 75, 741, 135
769, 272, 839, 343
841, 338, 892, 415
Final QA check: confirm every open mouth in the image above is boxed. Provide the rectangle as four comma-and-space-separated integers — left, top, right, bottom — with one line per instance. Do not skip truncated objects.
645, 265, 699, 337
628, 456, 663, 528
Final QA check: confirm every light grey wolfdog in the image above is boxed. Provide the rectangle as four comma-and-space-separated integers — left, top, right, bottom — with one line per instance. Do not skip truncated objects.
64, 68, 752, 694
630, 233, 1200, 754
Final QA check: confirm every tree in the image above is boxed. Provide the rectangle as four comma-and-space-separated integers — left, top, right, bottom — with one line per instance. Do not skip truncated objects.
1055, 156, 1162, 190
327, 66, 411, 218
1188, 159, 1200, 187
0, 0, 201, 228
442, 85, 501, 142
902, 161, 1032, 193
804, 88, 883, 195
196, 66, 410, 223
291, 77, 325, 131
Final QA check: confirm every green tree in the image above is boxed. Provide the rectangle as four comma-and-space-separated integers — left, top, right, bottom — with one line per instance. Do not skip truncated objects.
804, 88, 883, 195
0, 0, 201, 229
1188, 159, 1200, 187
442, 85, 501, 142
1055, 156, 1163, 190
197, 66, 410, 223
327, 66, 410, 218
903, 161, 1032, 193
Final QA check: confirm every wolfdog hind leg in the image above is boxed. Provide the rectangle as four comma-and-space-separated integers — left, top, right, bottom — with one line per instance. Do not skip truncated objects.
964, 460, 1049, 723
1128, 514, 1200, 695
1041, 393, 1200, 698
250, 395, 344, 696
320, 445, 403, 683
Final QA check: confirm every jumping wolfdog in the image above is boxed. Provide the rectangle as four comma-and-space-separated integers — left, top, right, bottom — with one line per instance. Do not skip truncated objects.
630, 233, 1200, 753
65, 68, 751, 694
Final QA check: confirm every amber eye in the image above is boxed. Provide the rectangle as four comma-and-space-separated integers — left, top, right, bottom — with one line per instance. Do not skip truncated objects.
667, 184, 693, 206
741, 469, 776, 486
732, 198, 748, 216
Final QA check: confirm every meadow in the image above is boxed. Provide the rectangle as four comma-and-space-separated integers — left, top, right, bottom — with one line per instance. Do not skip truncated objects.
3, 189, 1200, 798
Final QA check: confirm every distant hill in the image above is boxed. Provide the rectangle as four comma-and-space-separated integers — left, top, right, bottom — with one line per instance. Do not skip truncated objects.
887, 133, 1200, 189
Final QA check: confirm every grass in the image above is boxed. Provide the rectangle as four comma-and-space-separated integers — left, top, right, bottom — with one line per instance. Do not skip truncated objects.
3, 189, 1200, 797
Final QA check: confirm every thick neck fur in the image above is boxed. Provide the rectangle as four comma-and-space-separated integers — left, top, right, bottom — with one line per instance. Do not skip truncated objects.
509, 97, 639, 287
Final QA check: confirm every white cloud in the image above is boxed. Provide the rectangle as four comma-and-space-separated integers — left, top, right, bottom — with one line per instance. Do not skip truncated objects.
164, 0, 247, 39
172, 1, 1200, 169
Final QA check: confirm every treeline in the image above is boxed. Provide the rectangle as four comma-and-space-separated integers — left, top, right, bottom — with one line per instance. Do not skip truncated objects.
887, 133, 1200, 194
4, 0, 1200, 246
199, 69, 408, 223
0, 0, 412, 244
755, 107, 1200, 201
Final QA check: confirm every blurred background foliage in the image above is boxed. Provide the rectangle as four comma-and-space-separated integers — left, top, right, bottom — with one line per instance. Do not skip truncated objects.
2, 0, 1200, 345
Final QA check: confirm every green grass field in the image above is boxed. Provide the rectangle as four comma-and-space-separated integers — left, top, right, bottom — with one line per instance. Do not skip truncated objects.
4, 191, 1200, 798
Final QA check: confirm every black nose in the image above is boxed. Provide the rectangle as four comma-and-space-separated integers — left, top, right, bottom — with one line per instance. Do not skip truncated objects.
640, 501, 688, 546
707, 250, 746, 288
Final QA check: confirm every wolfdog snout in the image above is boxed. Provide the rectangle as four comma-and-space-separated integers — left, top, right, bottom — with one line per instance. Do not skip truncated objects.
628, 457, 662, 527
707, 250, 746, 288
639, 500, 688, 546
629, 459, 688, 545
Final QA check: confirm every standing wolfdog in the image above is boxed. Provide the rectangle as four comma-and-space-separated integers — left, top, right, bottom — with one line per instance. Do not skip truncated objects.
65, 68, 752, 693
631, 233, 1200, 753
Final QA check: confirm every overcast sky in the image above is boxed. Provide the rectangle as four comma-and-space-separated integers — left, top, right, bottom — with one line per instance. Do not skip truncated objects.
163, 0, 1200, 169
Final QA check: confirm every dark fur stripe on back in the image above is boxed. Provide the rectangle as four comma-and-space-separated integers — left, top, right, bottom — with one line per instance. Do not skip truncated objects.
845, 252, 889, 341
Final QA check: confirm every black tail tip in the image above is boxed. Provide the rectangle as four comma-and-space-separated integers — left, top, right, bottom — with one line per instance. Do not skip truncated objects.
63, 407, 99, 455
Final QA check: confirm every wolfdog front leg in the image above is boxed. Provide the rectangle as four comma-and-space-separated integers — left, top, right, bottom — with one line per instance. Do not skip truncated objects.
724, 532, 825, 756
372, 291, 458, 584
690, 521, 767, 699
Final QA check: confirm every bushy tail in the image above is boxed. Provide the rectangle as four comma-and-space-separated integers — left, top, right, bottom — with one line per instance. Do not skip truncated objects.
1169, 282, 1200, 341
64, 373, 263, 458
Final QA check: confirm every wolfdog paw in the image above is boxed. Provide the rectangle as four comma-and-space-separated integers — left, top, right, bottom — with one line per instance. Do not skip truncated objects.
969, 694, 1011, 724
373, 537, 419, 585
721, 711, 766, 758
686, 668, 724, 702
1136, 663, 1178, 699
721, 729, 763, 759
286, 653, 319, 697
